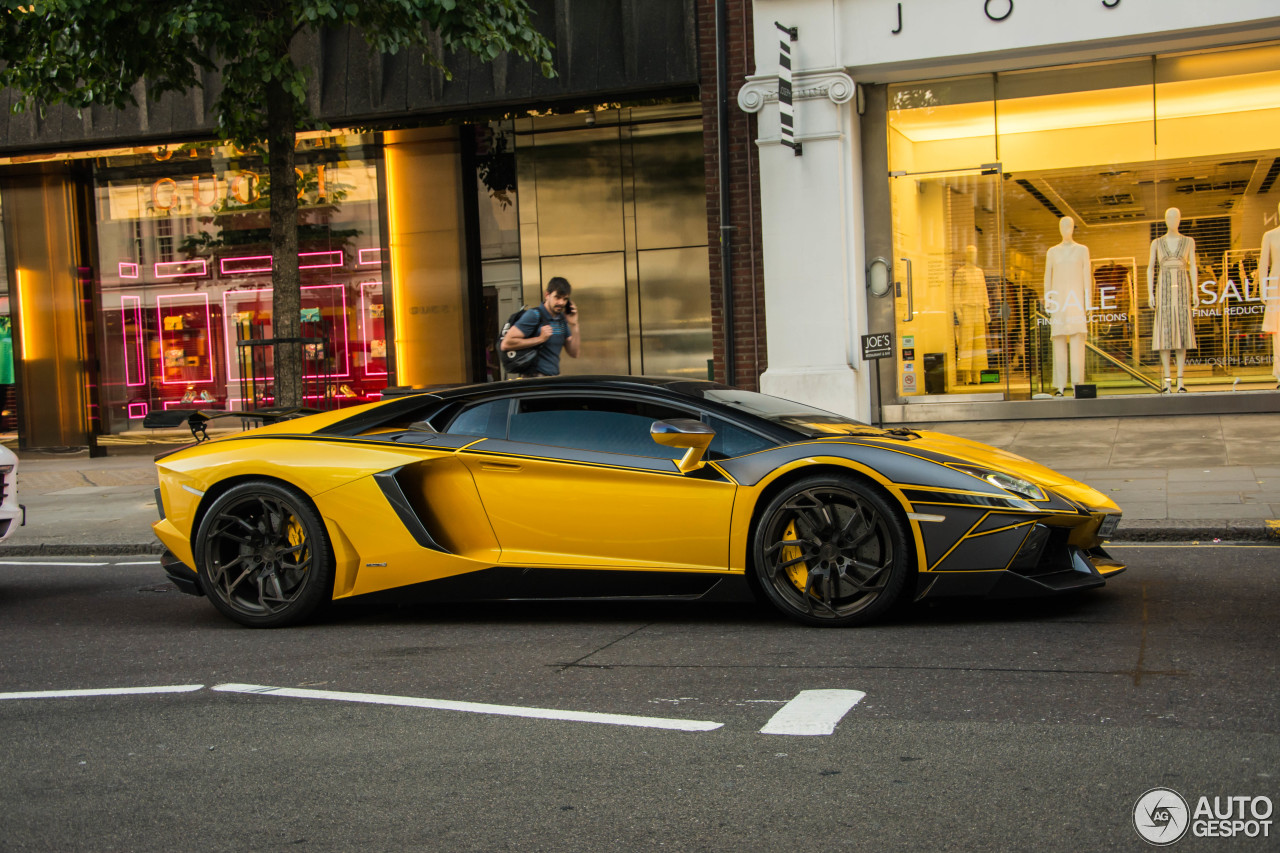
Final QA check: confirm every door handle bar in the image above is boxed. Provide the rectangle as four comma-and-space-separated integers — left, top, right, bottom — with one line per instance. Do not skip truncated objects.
900, 257, 913, 323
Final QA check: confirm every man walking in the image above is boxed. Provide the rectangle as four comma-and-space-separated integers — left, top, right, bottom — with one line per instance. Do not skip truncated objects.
500, 277, 580, 376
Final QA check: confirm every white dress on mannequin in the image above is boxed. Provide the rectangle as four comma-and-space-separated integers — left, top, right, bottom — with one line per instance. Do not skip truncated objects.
1043, 217, 1090, 394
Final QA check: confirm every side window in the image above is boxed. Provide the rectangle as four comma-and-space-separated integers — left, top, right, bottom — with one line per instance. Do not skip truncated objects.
706, 416, 776, 459
444, 399, 510, 439
507, 396, 687, 459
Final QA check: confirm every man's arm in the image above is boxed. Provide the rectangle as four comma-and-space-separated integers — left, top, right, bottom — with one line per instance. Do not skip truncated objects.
500, 311, 552, 351
564, 313, 581, 358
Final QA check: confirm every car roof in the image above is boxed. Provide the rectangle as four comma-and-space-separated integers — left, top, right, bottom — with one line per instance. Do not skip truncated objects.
428, 375, 730, 401
317, 374, 800, 443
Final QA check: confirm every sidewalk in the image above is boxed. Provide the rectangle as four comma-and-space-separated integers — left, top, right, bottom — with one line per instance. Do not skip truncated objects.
3, 413, 1279, 557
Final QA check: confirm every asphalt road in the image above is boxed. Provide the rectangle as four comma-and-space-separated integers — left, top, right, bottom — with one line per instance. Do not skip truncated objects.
1, 545, 1276, 851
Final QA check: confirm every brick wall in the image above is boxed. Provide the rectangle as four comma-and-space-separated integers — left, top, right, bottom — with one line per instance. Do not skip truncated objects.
697, 0, 766, 391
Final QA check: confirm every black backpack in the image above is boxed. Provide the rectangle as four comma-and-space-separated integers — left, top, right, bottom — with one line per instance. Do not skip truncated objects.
498, 305, 543, 376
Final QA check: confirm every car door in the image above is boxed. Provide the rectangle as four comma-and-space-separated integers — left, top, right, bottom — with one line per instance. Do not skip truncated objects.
449, 393, 738, 572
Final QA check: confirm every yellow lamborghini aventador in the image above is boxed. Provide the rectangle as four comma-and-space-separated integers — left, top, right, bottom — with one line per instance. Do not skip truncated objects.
153, 376, 1124, 628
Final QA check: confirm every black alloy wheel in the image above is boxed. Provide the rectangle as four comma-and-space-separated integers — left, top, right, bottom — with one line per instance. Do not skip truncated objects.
752, 473, 911, 627
195, 480, 334, 628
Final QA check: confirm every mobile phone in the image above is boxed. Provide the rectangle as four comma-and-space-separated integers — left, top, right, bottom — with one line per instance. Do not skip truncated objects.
565, 299, 576, 315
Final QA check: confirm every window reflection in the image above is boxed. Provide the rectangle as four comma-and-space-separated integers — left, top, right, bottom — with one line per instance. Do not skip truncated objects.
93, 135, 386, 430
514, 106, 713, 379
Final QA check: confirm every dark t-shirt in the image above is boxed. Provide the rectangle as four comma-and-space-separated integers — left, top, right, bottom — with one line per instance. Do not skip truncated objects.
514, 305, 570, 376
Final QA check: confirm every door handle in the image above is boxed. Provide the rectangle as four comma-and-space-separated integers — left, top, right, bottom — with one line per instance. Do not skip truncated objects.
900, 257, 914, 323
481, 461, 522, 472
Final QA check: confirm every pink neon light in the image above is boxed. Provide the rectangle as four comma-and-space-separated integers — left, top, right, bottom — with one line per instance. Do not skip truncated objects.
155, 259, 208, 278
220, 255, 272, 275
127, 402, 148, 418
216, 251, 346, 276
156, 293, 214, 385
120, 295, 145, 387
218, 395, 366, 409
221, 284, 351, 383
119, 262, 139, 279
360, 281, 387, 377
299, 251, 343, 269
357, 248, 382, 266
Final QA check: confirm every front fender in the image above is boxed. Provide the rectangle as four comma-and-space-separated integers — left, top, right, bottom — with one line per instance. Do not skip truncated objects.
724, 451, 928, 575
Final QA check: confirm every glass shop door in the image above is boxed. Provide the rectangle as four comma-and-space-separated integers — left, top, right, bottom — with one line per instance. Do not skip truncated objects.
890, 166, 1021, 401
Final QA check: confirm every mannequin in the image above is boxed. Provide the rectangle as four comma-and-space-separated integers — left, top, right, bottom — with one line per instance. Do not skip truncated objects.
952, 244, 989, 385
1258, 201, 1280, 388
1043, 216, 1090, 396
1147, 207, 1198, 392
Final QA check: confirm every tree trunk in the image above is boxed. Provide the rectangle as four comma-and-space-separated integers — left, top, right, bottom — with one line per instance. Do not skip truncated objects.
266, 76, 301, 408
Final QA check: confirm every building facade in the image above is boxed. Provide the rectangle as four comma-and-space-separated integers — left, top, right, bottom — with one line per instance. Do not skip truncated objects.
0, 0, 770, 451
744, 0, 1280, 421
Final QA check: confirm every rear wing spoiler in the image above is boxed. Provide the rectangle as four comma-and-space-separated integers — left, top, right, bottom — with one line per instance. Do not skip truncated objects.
143, 407, 323, 442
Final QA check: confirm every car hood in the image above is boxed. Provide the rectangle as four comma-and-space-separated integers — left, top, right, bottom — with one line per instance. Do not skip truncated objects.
911, 430, 1116, 510
816, 429, 1117, 512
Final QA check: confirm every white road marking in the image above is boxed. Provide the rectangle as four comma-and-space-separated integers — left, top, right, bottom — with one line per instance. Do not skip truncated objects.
0, 560, 109, 566
0, 685, 204, 700
0, 681, 863, 736
115, 560, 161, 565
212, 683, 724, 732
759, 689, 866, 735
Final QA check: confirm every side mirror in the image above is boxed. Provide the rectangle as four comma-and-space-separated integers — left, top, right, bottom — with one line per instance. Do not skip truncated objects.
650, 419, 715, 473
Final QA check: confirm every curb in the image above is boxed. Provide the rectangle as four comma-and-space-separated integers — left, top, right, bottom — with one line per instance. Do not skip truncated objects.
1, 542, 167, 557
1108, 520, 1280, 543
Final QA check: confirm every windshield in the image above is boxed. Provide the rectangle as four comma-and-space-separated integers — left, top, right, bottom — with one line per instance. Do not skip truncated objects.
698, 389, 871, 437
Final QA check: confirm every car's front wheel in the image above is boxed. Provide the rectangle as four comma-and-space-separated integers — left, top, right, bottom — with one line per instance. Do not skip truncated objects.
752, 473, 911, 627
195, 480, 334, 628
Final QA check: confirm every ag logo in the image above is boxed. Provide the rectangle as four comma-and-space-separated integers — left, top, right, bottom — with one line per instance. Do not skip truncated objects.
1134, 787, 1190, 845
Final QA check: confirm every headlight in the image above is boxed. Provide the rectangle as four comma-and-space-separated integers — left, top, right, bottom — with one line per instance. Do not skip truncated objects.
951, 465, 1046, 502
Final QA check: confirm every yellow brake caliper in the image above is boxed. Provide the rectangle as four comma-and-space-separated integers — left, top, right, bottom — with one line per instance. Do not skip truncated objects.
782, 520, 809, 591
286, 516, 307, 570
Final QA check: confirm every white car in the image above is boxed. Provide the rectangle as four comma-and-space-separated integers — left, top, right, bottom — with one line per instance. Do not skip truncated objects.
0, 444, 23, 541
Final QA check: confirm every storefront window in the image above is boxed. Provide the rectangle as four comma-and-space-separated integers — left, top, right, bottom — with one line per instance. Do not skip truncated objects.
888, 43, 1280, 400
1154, 44, 1280, 386
93, 134, 386, 431
888, 75, 995, 175
514, 104, 713, 379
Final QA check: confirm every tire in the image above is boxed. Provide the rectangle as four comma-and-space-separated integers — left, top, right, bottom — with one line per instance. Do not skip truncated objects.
751, 473, 911, 627
194, 480, 334, 628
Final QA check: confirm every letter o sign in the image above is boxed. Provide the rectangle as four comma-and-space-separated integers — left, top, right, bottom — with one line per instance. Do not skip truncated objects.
985, 0, 1013, 21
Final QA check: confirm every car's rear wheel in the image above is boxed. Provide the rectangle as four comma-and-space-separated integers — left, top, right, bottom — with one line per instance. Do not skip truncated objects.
752, 473, 911, 627
195, 480, 334, 628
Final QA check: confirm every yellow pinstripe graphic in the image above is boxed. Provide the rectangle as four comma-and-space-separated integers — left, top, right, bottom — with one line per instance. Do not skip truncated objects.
973, 520, 1038, 539
927, 512, 991, 572
925, 515, 1038, 573
1000, 524, 1038, 571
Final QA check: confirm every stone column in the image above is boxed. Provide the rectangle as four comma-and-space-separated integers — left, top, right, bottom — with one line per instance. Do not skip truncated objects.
739, 66, 869, 420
